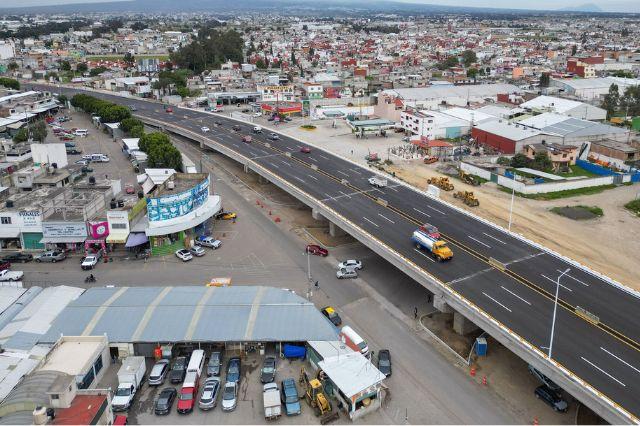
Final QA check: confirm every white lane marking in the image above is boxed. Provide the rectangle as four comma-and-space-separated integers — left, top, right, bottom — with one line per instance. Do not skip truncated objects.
232, 143, 239, 148
427, 205, 445, 215
249, 151, 258, 157
483, 232, 507, 245
280, 161, 291, 167
324, 193, 333, 199
350, 168, 362, 174
307, 174, 318, 181
541, 274, 573, 292
293, 176, 306, 184
386, 186, 399, 192
362, 217, 379, 228
581, 357, 626, 387
338, 191, 352, 199
601, 347, 640, 375
557, 270, 589, 287
268, 162, 280, 169
285, 146, 294, 151
413, 208, 431, 217
413, 248, 435, 262
337, 170, 349, 177
468, 235, 491, 248
482, 292, 512, 313
319, 154, 330, 160
307, 156, 318, 162
378, 213, 395, 224
501, 286, 532, 306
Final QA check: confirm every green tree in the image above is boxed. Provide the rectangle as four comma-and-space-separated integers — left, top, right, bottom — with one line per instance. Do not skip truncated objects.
601, 84, 619, 120
176, 86, 190, 98
531, 151, 552, 172
461, 50, 477, 67
57, 94, 68, 105
290, 50, 296, 66
76, 62, 88, 74
12, 128, 28, 143
539, 72, 550, 88
437, 56, 459, 70
123, 52, 135, 68
131, 21, 146, 31
510, 153, 530, 168
30, 120, 47, 142
466, 68, 478, 79
89, 66, 109, 76
120, 117, 144, 133
170, 27, 244, 73
0, 77, 20, 90
99, 105, 131, 123
7, 62, 19, 72
571, 45, 577, 56
60, 60, 71, 71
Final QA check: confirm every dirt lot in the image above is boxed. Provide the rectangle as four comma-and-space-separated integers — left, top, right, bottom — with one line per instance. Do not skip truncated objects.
384, 159, 640, 290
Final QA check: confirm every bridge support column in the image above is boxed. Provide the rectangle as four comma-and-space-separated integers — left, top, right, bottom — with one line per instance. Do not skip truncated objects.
433, 294, 453, 314
258, 175, 269, 184
200, 139, 205, 149
312, 208, 328, 223
243, 164, 250, 174
453, 311, 479, 335
329, 222, 346, 237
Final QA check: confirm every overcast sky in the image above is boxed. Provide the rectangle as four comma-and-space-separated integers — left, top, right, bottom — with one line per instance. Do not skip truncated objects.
2, 0, 640, 12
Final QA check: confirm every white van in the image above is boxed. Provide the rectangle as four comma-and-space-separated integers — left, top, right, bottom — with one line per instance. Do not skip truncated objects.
74, 129, 89, 137
90, 153, 110, 163
187, 349, 205, 376
340, 325, 369, 356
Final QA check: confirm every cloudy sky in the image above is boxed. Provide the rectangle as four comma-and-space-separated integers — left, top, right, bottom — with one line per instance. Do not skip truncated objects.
2, 0, 640, 12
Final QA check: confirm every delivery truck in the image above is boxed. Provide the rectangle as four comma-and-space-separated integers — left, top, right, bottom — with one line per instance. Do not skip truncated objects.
112, 356, 146, 411
411, 229, 453, 261
263, 382, 282, 420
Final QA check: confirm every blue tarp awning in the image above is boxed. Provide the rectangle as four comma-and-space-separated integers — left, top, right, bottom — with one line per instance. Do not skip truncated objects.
125, 232, 149, 247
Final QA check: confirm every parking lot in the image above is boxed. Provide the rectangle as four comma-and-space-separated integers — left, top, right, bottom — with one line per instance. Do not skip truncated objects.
98, 352, 336, 425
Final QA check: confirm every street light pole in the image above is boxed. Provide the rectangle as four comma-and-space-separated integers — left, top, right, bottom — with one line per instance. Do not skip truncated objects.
548, 268, 571, 360
305, 247, 312, 300
508, 171, 517, 232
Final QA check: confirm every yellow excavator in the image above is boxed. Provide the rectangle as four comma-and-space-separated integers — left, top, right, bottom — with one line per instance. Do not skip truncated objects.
300, 368, 339, 424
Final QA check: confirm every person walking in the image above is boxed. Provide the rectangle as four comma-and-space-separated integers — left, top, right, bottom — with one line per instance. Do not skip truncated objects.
414, 307, 418, 319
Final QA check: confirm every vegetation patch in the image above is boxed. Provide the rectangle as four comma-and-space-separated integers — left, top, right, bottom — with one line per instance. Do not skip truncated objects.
551, 205, 603, 220
498, 184, 617, 200
625, 199, 640, 216
300, 124, 316, 130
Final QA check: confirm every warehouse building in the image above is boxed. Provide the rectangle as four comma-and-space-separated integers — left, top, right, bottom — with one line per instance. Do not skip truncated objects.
520, 95, 606, 121
518, 112, 630, 144
471, 120, 555, 154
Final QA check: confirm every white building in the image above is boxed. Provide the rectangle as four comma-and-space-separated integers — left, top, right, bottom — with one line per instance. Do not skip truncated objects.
0, 41, 15, 60
520, 95, 606, 121
551, 77, 640, 101
400, 109, 469, 139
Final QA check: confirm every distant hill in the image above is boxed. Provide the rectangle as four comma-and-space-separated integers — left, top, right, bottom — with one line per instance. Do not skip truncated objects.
559, 3, 603, 12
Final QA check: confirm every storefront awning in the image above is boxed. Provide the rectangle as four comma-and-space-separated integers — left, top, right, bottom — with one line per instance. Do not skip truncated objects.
40, 236, 87, 244
125, 233, 148, 247
106, 231, 130, 244
0, 229, 20, 239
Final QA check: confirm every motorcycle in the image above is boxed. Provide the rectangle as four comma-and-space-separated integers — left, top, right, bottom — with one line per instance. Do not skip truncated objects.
85, 274, 96, 283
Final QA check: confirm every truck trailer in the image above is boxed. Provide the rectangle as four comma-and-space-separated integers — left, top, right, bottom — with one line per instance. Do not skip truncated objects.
112, 356, 146, 411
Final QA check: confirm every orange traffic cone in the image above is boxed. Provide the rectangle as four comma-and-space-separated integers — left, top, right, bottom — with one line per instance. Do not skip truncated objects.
470, 367, 476, 377
482, 376, 487, 386
533, 417, 539, 426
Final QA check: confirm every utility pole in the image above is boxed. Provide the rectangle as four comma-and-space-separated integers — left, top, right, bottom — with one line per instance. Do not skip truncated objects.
508, 171, 517, 232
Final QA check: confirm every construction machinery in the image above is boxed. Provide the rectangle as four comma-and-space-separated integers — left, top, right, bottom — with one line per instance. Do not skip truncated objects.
426, 177, 454, 191
300, 368, 338, 424
459, 169, 480, 186
454, 191, 480, 207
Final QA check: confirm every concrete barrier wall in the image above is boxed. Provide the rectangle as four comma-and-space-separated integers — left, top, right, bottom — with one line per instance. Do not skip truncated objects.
460, 162, 491, 180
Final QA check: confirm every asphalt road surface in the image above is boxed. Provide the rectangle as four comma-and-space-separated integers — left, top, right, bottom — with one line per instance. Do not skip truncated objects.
36, 84, 640, 421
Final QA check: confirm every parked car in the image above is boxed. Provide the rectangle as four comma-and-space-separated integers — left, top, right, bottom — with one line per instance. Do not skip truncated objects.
154, 387, 176, 415
232, 125, 241, 131
0, 269, 23, 282
535, 385, 568, 413
81, 166, 93, 173
113, 415, 128, 425
226, 357, 241, 383
35, 250, 66, 263
221, 381, 238, 412
216, 211, 237, 220
165, 107, 173, 113
267, 133, 280, 140
336, 268, 358, 279
170, 356, 189, 383
306, 244, 328, 257
321, 306, 342, 326
175, 249, 193, 262
66, 148, 82, 155
0, 261, 10, 271
75, 159, 90, 166
2, 253, 32, 263
190, 246, 206, 257
177, 372, 198, 414
252, 126, 262, 133
201, 126, 210, 133
207, 351, 223, 376
214, 121, 223, 126
149, 359, 170, 386
377, 349, 392, 377
260, 356, 277, 384
81, 254, 101, 270
197, 236, 222, 249
300, 146, 311, 153
338, 259, 363, 271
528, 365, 561, 392
280, 378, 301, 416
198, 377, 220, 410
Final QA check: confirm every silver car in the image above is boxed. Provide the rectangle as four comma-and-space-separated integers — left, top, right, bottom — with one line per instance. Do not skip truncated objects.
35, 250, 67, 263
336, 268, 358, 279
221, 381, 237, 411
148, 359, 169, 386
199, 377, 220, 410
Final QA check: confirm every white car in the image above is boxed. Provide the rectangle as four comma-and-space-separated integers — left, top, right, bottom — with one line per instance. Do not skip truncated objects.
201, 126, 210, 133
175, 249, 193, 262
338, 259, 363, 271
267, 133, 280, 141
336, 268, 358, 279
190, 245, 206, 257
81, 255, 100, 270
221, 381, 238, 411
197, 237, 222, 249
0, 269, 23, 282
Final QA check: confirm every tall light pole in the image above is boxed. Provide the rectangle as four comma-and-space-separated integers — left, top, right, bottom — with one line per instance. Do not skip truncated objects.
548, 268, 571, 360
305, 247, 313, 300
508, 171, 517, 232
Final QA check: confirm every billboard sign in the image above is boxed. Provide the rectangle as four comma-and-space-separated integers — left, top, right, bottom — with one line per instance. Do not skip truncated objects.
42, 222, 88, 238
147, 177, 210, 222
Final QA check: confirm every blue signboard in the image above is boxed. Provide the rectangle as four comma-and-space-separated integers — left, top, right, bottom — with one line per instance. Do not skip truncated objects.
147, 177, 210, 222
